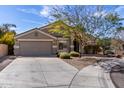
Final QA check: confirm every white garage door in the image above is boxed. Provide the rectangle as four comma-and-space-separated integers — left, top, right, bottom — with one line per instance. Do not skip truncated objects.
20, 41, 52, 56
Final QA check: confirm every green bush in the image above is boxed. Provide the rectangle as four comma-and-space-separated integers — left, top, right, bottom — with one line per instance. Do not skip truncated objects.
70, 51, 80, 57
59, 52, 70, 59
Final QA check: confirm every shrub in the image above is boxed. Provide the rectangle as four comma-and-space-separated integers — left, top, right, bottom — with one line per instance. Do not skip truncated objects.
59, 52, 70, 59
70, 51, 80, 57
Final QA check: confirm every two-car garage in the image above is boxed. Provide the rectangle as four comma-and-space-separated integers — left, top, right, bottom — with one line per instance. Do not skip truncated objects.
19, 41, 52, 56
14, 29, 57, 56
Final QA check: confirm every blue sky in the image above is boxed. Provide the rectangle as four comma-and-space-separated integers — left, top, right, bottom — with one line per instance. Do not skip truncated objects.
0, 5, 51, 33
0, 5, 124, 34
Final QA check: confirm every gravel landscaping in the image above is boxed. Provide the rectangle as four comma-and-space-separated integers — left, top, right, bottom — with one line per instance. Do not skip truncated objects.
63, 57, 98, 70
96, 58, 124, 88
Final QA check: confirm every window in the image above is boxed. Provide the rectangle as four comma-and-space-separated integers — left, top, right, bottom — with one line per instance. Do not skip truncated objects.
59, 42, 67, 50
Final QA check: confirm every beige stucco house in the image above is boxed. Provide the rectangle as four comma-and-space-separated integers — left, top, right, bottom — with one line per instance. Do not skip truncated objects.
14, 22, 124, 56
14, 24, 82, 56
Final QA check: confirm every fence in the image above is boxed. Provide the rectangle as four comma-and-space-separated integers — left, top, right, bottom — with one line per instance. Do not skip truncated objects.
0, 44, 8, 58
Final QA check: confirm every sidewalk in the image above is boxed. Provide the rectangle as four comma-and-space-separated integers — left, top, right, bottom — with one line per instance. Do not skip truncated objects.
69, 65, 115, 88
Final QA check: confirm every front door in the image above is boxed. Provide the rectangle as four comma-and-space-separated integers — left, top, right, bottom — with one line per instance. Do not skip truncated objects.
73, 39, 79, 52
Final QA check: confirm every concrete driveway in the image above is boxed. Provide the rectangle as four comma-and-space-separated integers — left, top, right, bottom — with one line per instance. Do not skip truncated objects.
0, 57, 78, 88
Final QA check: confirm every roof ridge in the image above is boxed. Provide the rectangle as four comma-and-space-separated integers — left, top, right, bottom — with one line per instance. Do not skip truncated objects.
16, 28, 38, 36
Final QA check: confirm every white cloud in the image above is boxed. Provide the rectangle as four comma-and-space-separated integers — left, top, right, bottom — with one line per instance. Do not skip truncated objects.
17, 6, 55, 21
17, 8, 40, 16
40, 6, 51, 17
17, 6, 52, 18
40, 6, 56, 22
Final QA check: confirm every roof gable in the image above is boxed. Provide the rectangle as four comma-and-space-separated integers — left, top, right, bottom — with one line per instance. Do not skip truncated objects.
15, 28, 57, 39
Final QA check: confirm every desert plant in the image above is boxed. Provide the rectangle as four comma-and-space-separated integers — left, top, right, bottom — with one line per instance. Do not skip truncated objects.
70, 51, 80, 57
59, 52, 70, 59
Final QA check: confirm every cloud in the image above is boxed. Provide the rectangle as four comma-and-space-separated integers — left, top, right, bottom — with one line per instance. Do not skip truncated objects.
40, 6, 55, 22
17, 8, 40, 16
17, 6, 55, 21
40, 6, 51, 17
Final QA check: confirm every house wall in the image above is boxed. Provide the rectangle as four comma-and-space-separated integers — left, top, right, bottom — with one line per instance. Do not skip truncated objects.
0, 44, 8, 58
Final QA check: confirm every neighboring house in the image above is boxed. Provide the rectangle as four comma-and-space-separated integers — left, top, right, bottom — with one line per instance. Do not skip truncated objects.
111, 39, 124, 55
14, 24, 83, 56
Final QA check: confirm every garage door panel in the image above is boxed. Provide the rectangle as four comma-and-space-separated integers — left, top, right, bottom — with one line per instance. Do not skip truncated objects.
20, 41, 52, 56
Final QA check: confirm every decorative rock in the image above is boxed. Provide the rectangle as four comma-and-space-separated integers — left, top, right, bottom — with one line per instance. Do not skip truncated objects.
98, 58, 124, 72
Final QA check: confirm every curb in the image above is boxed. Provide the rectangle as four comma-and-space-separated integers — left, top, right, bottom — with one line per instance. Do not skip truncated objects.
103, 72, 115, 88
98, 67, 115, 88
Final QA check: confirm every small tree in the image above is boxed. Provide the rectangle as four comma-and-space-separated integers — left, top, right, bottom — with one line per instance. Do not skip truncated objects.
0, 32, 15, 55
48, 20, 91, 46
0, 23, 16, 55
0, 32, 15, 45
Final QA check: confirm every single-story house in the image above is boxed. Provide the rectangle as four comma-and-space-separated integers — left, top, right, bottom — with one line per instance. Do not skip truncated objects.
14, 24, 84, 56
14, 22, 124, 56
